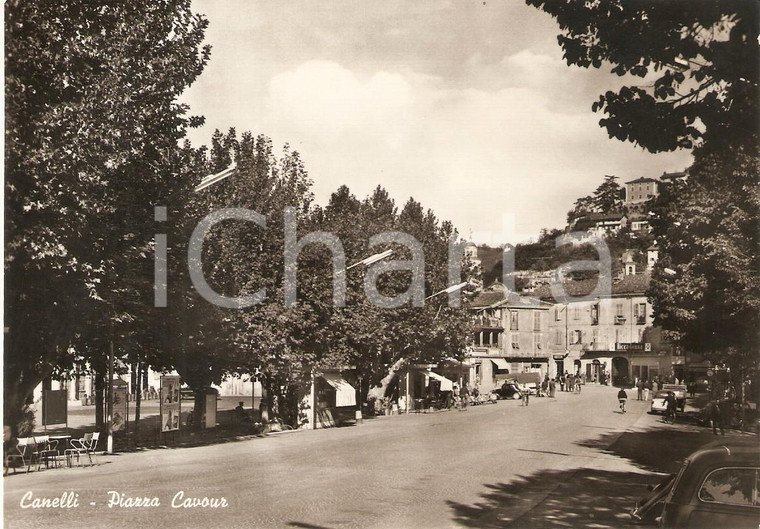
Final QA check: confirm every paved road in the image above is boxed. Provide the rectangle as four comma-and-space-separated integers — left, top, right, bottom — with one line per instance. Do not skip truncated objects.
4, 385, 682, 529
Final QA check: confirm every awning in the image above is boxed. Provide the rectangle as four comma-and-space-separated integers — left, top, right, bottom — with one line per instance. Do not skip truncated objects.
320, 373, 356, 407
426, 371, 454, 391
491, 358, 509, 371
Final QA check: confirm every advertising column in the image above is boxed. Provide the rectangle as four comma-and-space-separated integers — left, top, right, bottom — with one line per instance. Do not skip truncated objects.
160, 375, 181, 434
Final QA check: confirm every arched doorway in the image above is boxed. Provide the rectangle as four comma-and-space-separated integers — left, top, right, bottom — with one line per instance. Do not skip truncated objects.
612, 357, 630, 387
586, 359, 602, 383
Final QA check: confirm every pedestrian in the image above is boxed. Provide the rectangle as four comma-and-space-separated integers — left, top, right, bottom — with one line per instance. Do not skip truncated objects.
665, 391, 678, 423
636, 378, 644, 400
617, 387, 628, 413
559, 376, 565, 392
575, 377, 582, 393
652, 379, 659, 393
522, 385, 529, 406
548, 378, 556, 398
460, 384, 469, 410
707, 400, 724, 435
644, 379, 652, 400
567, 374, 574, 393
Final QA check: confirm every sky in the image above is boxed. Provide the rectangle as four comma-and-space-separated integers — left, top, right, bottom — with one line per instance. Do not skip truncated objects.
180, 0, 693, 245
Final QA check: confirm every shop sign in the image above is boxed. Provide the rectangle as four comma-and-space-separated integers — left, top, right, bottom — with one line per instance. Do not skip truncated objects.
615, 343, 651, 351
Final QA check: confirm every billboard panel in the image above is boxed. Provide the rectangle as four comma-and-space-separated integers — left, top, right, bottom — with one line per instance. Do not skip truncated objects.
160, 375, 181, 432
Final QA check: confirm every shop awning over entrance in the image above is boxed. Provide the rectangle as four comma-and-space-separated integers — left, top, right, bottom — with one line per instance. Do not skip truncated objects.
320, 373, 356, 407
491, 358, 509, 371
427, 371, 454, 391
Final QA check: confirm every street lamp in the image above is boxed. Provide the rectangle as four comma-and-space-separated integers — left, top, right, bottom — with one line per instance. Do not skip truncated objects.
425, 282, 467, 301
337, 249, 393, 275
194, 162, 238, 192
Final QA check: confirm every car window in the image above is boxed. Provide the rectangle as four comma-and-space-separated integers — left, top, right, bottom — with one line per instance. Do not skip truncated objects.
698, 467, 758, 507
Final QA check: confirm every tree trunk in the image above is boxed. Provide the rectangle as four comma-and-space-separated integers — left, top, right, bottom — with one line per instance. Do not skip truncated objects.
193, 390, 204, 430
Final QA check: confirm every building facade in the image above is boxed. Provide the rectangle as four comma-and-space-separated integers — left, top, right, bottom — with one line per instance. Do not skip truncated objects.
535, 267, 674, 386
469, 282, 551, 392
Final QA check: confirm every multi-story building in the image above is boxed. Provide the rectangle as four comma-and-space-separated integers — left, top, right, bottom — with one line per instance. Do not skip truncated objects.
625, 176, 659, 204
469, 282, 551, 392
534, 260, 674, 386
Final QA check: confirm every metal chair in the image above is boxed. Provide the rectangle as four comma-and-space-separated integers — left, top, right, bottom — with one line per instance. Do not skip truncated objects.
34, 435, 61, 469
65, 432, 94, 467
6, 437, 40, 473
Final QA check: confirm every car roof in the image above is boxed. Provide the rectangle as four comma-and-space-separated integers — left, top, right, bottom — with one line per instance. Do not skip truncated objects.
687, 442, 760, 469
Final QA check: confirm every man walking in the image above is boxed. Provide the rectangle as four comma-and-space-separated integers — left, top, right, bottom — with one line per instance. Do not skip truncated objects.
636, 378, 644, 400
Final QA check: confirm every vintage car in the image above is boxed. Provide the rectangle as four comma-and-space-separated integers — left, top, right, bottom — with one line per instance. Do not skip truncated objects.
494, 382, 522, 400
632, 439, 760, 528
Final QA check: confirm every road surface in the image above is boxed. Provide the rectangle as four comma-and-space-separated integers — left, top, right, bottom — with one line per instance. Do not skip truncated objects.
4, 385, 689, 528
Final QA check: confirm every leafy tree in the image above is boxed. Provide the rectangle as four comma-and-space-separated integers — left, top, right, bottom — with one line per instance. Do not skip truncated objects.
4, 1, 209, 433
593, 175, 624, 213
527, 0, 759, 152
648, 145, 759, 370
567, 195, 596, 226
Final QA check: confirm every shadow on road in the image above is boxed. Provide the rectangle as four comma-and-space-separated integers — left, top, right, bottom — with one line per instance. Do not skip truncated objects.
447, 467, 653, 528
575, 423, 721, 474
448, 417, 729, 527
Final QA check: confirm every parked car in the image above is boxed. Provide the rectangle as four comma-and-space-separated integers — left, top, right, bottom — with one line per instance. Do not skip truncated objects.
650, 391, 671, 414
495, 382, 522, 400
631, 439, 760, 528
662, 384, 687, 412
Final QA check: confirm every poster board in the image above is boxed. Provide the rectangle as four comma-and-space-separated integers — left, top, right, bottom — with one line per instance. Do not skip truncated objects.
203, 393, 217, 429
160, 375, 181, 432
112, 386, 128, 432
42, 389, 68, 426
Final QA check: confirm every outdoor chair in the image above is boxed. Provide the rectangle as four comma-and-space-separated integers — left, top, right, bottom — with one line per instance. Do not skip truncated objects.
6, 437, 40, 473
34, 435, 62, 469
65, 432, 99, 467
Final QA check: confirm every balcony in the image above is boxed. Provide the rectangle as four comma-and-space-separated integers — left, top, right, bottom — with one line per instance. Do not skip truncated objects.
474, 316, 502, 329
614, 315, 626, 325
636, 317, 646, 325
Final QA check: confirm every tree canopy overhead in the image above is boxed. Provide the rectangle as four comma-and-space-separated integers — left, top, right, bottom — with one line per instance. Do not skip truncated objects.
4, 0, 210, 432
527, 0, 759, 153
648, 145, 759, 369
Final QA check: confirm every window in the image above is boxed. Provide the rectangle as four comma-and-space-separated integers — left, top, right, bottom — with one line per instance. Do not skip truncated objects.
615, 329, 621, 343
511, 334, 520, 349
554, 307, 561, 321
533, 312, 541, 331
592, 329, 598, 343
555, 329, 562, 345
615, 302, 625, 324
634, 302, 646, 324
510, 310, 519, 331
590, 304, 599, 325
698, 468, 758, 507
573, 307, 580, 320
570, 330, 582, 344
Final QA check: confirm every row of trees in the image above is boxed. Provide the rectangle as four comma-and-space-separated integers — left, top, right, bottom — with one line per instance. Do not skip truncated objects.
161, 130, 475, 427
4, 4, 474, 434
529, 0, 759, 373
